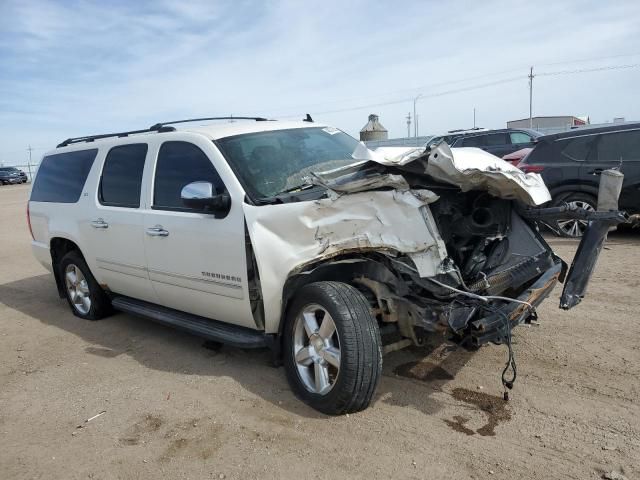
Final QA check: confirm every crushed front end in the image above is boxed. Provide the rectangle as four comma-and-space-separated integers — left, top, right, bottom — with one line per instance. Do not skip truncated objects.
393, 189, 565, 348
307, 142, 626, 352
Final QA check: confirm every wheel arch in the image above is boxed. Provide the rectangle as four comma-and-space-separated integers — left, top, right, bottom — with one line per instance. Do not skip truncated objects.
278, 255, 402, 338
50, 237, 84, 298
549, 184, 599, 203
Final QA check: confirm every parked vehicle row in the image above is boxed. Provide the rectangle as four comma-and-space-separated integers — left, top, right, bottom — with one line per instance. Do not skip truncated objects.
517, 123, 640, 237
0, 167, 28, 184
425, 128, 541, 157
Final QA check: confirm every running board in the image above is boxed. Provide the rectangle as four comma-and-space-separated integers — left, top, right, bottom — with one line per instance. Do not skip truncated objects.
111, 296, 268, 349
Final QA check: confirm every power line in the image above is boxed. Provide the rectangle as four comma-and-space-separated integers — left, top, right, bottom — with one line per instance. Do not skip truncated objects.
537, 63, 640, 76
536, 51, 640, 67
276, 62, 639, 119
277, 75, 527, 118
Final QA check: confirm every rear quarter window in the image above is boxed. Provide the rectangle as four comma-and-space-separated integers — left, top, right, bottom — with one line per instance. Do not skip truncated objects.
30, 149, 98, 203
595, 130, 640, 161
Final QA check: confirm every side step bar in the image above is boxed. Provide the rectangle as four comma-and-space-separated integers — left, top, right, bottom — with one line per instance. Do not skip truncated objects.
111, 296, 268, 349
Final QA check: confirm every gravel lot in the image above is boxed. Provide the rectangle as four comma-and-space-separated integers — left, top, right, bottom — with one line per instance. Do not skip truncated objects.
1, 183, 638, 479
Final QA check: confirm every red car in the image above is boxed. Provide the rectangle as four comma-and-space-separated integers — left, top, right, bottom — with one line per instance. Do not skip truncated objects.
502, 147, 532, 166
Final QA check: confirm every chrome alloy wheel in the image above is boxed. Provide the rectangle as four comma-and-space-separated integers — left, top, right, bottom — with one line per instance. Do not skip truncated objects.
293, 304, 341, 395
65, 264, 91, 315
557, 200, 595, 237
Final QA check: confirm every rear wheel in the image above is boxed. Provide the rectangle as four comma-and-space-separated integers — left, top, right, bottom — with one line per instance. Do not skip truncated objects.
553, 193, 596, 238
283, 281, 382, 415
59, 251, 112, 320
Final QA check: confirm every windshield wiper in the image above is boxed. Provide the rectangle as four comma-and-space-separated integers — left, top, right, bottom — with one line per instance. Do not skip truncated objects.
273, 183, 316, 197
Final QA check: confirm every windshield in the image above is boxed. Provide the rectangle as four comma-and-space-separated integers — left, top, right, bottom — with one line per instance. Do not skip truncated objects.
216, 127, 365, 200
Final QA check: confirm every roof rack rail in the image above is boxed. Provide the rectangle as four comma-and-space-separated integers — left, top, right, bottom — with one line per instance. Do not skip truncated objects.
149, 116, 269, 130
57, 125, 175, 148
447, 127, 485, 133
56, 116, 270, 149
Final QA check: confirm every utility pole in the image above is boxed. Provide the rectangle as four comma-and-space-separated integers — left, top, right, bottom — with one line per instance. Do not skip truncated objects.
473, 107, 476, 129
27, 145, 33, 182
413, 94, 422, 144
406, 112, 411, 138
528, 66, 534, 129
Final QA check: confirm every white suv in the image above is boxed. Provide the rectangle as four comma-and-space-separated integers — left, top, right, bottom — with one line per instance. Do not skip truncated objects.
28, 117, 622, 414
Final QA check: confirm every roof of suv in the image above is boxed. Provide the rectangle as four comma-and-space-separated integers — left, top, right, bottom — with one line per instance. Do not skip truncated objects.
455, 128, 542, 139
53, 118, 327, 152
182, 120, 326, 140
537, 122, 640, 142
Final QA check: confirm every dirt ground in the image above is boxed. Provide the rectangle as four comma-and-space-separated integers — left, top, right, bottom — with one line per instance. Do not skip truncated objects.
1, 183, 638, 480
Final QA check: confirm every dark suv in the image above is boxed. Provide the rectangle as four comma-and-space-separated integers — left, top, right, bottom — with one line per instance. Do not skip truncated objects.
0, 167, 28, 184
518, 123, 640, 236
450, 128, 542, 157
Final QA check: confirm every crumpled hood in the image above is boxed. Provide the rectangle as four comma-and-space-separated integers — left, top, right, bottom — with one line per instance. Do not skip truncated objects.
322, 142, 551, 206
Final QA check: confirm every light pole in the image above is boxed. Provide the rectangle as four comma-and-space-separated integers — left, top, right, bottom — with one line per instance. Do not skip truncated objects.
27, 145, 33, 182
528, 66, 534, 129
413, 94, 422, 145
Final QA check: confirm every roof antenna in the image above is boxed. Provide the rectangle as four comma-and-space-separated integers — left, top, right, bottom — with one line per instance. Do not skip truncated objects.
303, 113, 313, 123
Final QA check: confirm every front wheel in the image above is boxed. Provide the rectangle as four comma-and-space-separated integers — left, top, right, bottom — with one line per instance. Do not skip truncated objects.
283, 281, 382, 415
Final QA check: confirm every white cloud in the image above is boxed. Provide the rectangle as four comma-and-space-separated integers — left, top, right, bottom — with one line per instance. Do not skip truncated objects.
0, 0, 639, 162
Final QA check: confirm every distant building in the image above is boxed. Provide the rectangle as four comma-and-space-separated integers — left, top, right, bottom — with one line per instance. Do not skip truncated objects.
359, 114, 388, 142
507, 115, 589, 134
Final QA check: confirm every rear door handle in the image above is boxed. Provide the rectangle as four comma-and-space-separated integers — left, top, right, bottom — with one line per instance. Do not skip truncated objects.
146, 225, 169, 237
589, 168, 603, 175
91, 219, 109, 229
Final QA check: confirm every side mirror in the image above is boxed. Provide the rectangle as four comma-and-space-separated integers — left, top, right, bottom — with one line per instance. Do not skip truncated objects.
180, 181, 231, 217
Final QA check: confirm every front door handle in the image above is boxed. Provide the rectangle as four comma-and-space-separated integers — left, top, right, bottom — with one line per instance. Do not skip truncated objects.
589, 168, 603, 175
91, 218, 109, 229
146, 225, 169, 237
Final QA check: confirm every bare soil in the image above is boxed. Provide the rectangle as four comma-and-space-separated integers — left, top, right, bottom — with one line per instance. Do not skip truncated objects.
1, 183, 638, 479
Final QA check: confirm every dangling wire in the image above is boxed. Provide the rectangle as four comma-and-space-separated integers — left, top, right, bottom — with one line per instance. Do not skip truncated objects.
483, 304, 526, 401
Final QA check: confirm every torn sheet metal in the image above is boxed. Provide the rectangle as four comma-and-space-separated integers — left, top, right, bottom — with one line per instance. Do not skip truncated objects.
424, 145, 551, 206
243, 189, 448, 333
309, 161, 410, 194
367, 142, 551, 206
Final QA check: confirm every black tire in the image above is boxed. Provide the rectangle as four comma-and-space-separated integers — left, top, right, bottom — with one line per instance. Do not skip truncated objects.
59, 250, 112, 320
553, 192, 597, 238
283, 281, 382, 415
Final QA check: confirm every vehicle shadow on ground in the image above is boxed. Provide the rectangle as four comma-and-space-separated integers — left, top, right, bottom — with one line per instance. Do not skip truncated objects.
0, 273, 475, 419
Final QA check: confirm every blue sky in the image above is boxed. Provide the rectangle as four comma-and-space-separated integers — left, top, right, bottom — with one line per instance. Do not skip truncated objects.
1, 0, 639, 165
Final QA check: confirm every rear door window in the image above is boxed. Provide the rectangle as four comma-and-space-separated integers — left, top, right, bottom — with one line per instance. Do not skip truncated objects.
594, 130, 640, 162
30, 149, 98, 203
153, 141, 225, 212
559, 135, 596, 161
461, 136, 485, 147
485, 133, 509, 146
99, 144, 148, 208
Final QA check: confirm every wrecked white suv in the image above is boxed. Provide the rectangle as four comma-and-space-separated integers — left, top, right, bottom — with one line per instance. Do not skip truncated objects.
28, 117, 625, 414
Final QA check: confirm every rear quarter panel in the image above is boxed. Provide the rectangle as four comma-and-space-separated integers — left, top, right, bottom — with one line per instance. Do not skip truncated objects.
29, 147, 104, 273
